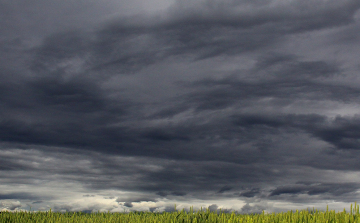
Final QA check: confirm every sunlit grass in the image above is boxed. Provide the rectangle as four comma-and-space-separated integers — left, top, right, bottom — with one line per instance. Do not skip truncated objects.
1, 202, 360, 222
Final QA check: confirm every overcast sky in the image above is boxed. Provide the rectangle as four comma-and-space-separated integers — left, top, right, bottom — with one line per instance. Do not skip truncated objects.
2, 0, 360, 215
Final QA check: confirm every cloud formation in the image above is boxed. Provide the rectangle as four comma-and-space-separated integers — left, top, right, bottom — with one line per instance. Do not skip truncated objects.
1, 0, 360, 215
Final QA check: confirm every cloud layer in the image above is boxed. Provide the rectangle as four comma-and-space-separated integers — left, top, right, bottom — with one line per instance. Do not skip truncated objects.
1, 0, 360, 215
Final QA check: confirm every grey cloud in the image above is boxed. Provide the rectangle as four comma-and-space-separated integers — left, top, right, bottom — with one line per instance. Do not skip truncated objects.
0, 193, 40, 200
144, 104, 191, 120
132, 198, 158, 203
80, 210, 93, 214
77, 152, 269, 195
116, 197, 158, 204
207, 204, 218, 212
216, 207, 234, 214
255, 53, 297, 69
31, 201, 43, 204
83, 195, 95, 197
23, 0, 359, 77
218, 185, 232, 193
230, 113, 360, 151
149, 207, 157, 212
123, 202, 133, 208
28, 76, 106, 113
240, 203, 266, 215
164, 205, 177, 213
185, 77, 360, 113
2, 0, 360, 215
181, 55, 352, 113
240, 188, 261, 198
135, 160, 275, 195
51, 203, 115, 214
330, 23, 360, 45
29, 30, 91, 74
269, 183, 360, 197
269, 185, 306, 196
171, 191, 187, 196
0, 0, 148, 39
1, 201, 21, 211
230, 113, 325, 130
156, 191, 168, 197
254, 53, 340, 79
169, 0, 360, 31
0, 75, 139, 152
52, 204, 74, 213
0, 158, 35, 171
140, 128, 191, 142
308, 116, 360, 150
89, 25, 167, 74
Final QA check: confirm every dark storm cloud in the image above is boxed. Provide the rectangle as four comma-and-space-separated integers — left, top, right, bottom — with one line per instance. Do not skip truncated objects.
269, 182, 360, 197
168, 0, 360, 33
218, 185, 233, 193
123, 202, 133, 208
181, 55, 353, 113
240, 188, 261, 198
32, 201, 43, 204
230, 113, 326, 130
0, 0, 142, 39
156, 191, 168, 197
171, 191, 187, 196
28, 76, 106, 114
0, 157, 35, 171
254, 53, 340, 79
0, 72, 138, 152
0, 1, 351, 149
93, 0, 360, 67
231, 113, 360, 151
187, 79, 359, 111
0, 192, 41, 200
163, 0, 360, 58
125, 160, 277, 195
140, 128, 191, 142
62, 149, 281, 198
309, 116, 360, 150
20, 0, 360, 77
2, 0, 360, 215
207, 204, 218, 212
29, 30, 91, 74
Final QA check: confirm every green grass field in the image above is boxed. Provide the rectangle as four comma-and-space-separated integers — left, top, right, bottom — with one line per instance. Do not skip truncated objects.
1, 202, 360, 222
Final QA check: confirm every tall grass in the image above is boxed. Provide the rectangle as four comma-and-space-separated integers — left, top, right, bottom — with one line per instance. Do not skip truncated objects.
1, 202, 360, 222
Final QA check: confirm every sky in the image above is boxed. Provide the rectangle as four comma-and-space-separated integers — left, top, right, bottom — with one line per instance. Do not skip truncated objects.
1, 0, 360, 215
